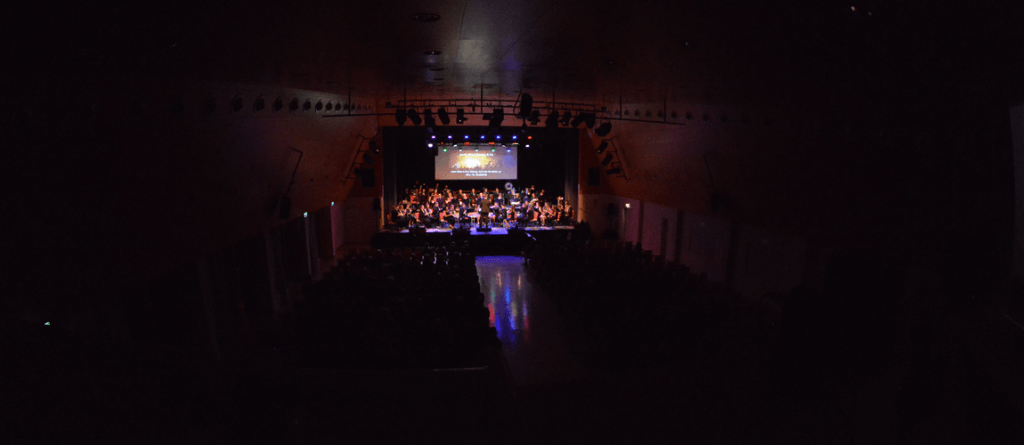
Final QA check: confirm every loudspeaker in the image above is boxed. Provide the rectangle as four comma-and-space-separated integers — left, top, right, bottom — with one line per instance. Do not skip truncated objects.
519, 93, 533, 118
278, 195, 292, 219
588, 167, 601, 186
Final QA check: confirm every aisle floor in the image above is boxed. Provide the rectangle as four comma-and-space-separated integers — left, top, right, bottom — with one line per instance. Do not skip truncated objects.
475, 255, 589, 386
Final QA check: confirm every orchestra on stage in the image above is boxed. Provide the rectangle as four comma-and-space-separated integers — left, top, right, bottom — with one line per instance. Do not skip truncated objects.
388, 183, 574, 230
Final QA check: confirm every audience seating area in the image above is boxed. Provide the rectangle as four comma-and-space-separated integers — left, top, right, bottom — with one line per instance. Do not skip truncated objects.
524, 232, 741, 369
289, 242, 501, 370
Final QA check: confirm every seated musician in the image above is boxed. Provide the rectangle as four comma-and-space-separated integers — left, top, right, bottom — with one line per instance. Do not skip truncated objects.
444, 205, 457, 228
505, 207, 517, 228
493, 204, 506, 227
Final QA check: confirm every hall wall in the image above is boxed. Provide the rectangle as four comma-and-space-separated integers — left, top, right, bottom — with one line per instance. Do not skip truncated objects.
577, 103, 1014, 300
6, 79, 378, 312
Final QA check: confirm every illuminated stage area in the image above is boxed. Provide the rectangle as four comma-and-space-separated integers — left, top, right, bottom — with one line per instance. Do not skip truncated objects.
392, 226, 575, 235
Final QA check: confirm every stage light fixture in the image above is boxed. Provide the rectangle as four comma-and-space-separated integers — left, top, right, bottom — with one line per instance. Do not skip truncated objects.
546, 110, 559, 128
363, 152, 375, 165
596, 140, 609, 154
464, 135, 469, 139
427, 143, 433, 148
584, 113, 596, 128
407, 109, 422, 125
606, 166, 621, 176
480, 135, 486, 140
437, 107, 450, 125
456, 108, 466, 124
602, 152, 614, 166
570, 112, 585, 127
489, 107, 504, 128
512, 135, 517, 140
559, 111, 571, 126
529, 109, 541, 125
369, 141, 381, 155
595, 122, 612, 137
448, 135, 453, 140
423, 109, 435, 127
395, 108, 407, 126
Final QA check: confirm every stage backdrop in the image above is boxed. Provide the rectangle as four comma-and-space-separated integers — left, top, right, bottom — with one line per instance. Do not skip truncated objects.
384, 126, 577, 210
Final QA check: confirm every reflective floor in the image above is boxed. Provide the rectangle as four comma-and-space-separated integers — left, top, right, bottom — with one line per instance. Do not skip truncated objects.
475, 256, 588, 386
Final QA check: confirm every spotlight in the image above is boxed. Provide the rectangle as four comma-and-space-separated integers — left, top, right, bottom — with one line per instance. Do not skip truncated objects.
595, 122, 612, 137
489, 107, 504, 128
601, 152, 614, 166
512, 135, 517, 140
395, 108, 407, 126
407, 109, 422, 125
584, 113, 596, 128
447, 135, 453, 140
427, 143, 433, 148
570, 112, 585, 128
518, 93, 533, 118
437, 107, 450, 125
456, 108, 466, 124
363, 152, 375, 166
596, 140, 608, 155
546, 110, 559, 128
480, 135, 486, 140
606, 166, 621, 176
529, 109, 541, 125
423, 108, 436, 127
506, 147, 512, 153
464, 135, 470, 139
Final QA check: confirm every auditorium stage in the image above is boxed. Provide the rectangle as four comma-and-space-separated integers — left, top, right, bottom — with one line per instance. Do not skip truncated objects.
394, 226, 574, 236
372, 225, 576, 253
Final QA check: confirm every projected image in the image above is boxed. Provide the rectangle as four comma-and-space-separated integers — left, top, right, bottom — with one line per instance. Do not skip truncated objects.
435, 145, 518, 180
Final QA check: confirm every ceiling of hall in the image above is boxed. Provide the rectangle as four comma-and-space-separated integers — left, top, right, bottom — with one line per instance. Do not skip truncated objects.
7, 1, 1023, 109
